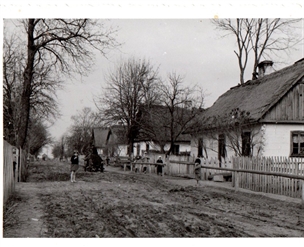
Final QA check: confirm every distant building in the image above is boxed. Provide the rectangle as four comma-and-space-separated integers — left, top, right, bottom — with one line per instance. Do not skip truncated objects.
92, 125, 129, 157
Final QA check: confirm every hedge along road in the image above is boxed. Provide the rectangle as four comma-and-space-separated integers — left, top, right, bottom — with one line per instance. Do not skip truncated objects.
3, 159, 304, 238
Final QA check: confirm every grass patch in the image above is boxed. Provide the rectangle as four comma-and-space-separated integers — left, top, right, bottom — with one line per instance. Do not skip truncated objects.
3, 193, 23, 232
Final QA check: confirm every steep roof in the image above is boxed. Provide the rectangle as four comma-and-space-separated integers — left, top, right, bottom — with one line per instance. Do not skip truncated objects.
201, 58, 304, 125
110, 125, 128, 145
136, 104, 195, 143
93, 125, 129, 147
92, 127, 109, 148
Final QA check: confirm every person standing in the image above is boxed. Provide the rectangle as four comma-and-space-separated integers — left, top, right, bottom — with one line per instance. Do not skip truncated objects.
156, 156, 164, 176
194, 156, 202, 186
70, 151, 79, 183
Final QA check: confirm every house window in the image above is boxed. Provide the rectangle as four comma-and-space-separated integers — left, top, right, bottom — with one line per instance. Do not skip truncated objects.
172, 144, 180, 155
291, 131, 304, 157
136, 144, 140, 156
146, 143, 149, 152
242, 132, 251, 156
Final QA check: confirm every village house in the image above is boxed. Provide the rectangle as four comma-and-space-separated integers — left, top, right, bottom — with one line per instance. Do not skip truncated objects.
134, 104, 193, 157
92, 125, 129, 157
92, 103, 194, 158
92, 125, 192, 158
133, 134, 192, 157
189, 58, 304, 161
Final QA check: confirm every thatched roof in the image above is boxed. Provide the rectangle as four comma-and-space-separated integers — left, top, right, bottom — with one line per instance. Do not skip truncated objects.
136, 104, 194, 143
198, 58, 304, 128
92, 127, 109, 148
93, 125, 128, 148
110, 125, 128, 145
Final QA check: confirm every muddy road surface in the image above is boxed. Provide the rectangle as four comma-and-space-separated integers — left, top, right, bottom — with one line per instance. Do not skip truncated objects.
3, 160, 304, 237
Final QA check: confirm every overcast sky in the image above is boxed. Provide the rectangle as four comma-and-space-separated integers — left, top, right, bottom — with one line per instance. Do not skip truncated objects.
52, 18, 303, 141
1, 2, 304, 146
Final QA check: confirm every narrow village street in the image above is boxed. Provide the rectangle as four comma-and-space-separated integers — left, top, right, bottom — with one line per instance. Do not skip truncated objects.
3, 160, 304, 238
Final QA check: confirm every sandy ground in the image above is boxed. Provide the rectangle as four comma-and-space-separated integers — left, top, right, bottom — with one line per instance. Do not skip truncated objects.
3, 160, 304, 238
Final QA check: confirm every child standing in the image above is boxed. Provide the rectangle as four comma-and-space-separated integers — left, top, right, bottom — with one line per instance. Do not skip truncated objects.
70, 151, 79, 182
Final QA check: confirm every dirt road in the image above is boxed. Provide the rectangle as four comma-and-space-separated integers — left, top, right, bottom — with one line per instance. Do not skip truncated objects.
3, 160, 304, 237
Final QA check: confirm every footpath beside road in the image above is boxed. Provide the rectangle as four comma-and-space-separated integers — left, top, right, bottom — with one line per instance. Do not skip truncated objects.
3, 182, 48, 238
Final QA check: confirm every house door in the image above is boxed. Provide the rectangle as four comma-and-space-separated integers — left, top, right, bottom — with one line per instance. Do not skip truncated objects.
218, 134, 226, 167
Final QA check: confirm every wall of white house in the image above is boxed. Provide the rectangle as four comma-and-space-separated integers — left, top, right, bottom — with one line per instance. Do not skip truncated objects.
263, 124, 304, 157
134, 141, 191, 156
96, 148, 103, 155
163, 143, 191, 152
191, 137, 219, 159
191, 123, 304, 159
117, 145, 128, 157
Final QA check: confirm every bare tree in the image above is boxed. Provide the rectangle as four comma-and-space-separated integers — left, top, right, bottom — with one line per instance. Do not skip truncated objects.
52, 135, 67, 159
96, 58, 160, 155
4, 19, 119, 149
66, 107, 102, 154
3, 33, 25, 145
212, 18, 302, 84
159, 73, 204, 155
26, 117, 52, 157
203, 108, 265, 158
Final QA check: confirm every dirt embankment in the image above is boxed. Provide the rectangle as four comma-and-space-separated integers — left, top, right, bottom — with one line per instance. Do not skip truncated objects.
3, 160, 304, 237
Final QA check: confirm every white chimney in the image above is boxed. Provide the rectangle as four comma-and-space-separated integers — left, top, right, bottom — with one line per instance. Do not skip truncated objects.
258, 60, 274, 78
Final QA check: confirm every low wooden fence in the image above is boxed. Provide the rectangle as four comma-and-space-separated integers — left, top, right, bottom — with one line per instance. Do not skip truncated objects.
232, 156, 304, 199
123, 155, 304, 202
167, 157, 233, 178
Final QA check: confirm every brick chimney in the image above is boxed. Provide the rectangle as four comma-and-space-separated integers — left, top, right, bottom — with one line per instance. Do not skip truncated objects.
257, 60, 274, 78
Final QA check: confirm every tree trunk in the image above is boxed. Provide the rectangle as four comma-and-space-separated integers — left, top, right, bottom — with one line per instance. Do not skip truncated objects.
16, 19, 35, 149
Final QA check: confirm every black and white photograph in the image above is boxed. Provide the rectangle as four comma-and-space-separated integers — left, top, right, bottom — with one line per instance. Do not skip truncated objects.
2, 0, 304, 240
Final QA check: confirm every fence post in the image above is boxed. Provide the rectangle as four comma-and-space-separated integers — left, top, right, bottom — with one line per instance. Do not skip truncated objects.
235, 171, 239, 191
18, 147, 22, 182
233, 157, 239, 190
166, 157, 170, 176
202, 160, 206, 181
232, 157, 236, 187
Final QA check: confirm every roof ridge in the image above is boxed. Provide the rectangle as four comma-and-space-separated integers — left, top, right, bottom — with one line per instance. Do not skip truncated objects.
229, 59, 304, 90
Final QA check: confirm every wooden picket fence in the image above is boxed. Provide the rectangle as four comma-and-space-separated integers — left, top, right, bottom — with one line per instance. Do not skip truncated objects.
3, 140, 31, 205
167, 157, 233, 178
120, 154, 304, 200
233, 156, 304, 199
3, 141, 15, 204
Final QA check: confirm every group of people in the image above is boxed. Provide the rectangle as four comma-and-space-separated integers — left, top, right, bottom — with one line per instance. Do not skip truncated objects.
69, 150, 203, 185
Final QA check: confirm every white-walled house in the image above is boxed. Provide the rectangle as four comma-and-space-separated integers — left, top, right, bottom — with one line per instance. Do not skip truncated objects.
133, 134, 192, 157
92, 126, 129, 157
189, 59, 304, 160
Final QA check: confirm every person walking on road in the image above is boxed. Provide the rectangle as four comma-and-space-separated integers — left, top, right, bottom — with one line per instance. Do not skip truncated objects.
194, 156, 202, 186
